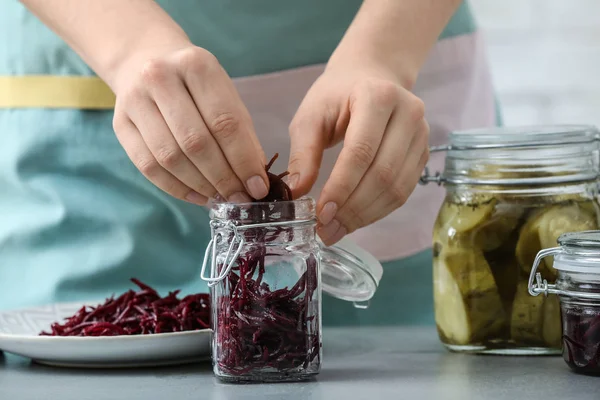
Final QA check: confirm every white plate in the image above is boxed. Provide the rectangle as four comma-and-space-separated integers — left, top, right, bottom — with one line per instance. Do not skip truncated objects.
0, 302, 212, 368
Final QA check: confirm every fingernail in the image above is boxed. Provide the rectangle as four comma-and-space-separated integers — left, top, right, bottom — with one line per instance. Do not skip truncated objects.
246, 175, 269, 200
317, 219, 340, 242
319, 202, 338, 225
325, 225, 347, 246
185, 191, 207, 206
287, 174, 299, 191
228, 192, 252, 204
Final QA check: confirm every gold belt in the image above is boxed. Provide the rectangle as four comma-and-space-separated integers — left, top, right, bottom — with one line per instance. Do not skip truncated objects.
0, 75, 116, 109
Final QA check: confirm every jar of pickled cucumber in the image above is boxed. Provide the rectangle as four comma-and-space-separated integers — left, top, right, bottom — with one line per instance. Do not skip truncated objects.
420, 125, 600, 355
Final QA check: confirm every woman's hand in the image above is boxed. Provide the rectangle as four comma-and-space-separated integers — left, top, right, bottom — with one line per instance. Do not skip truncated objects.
111, 44, 269, 205
284, 0, 461, 246
287, 66, 430, 246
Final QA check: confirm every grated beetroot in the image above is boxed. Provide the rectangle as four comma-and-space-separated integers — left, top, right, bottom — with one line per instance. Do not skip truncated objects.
562, 305, 600, 375
214, 154, 321, 376
39, 278, 210, 336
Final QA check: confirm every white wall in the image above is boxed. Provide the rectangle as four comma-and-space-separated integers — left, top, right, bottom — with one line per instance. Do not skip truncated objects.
469, 0, 600, 127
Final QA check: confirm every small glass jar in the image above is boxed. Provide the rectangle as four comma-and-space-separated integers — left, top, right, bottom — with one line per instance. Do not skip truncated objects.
529, 231, 600, 375
201, 197, 382, 383
420, 125, 600, 355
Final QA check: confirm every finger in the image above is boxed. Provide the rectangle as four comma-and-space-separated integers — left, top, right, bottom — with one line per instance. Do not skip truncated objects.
178, 50, 270, 199
140, 59, 252, 202
318, 221, 347, 247
335, 115, 427, 233
328, 110, 412, 235
287, 96, 329, 198
113, 115, 208, 205
316, 83, 396, 225
126, 95, 232, 200
346, 151, 425, 235
249, 124, 267, 167
340, 128, 429, 234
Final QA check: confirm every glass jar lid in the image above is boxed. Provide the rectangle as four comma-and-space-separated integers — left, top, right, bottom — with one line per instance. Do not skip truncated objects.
528, 230, 600, 300
318, 236, 383, 306
557, 230, 600, 250
552, 231, 600, 273
421, 124, 600, 186
448, 124, 598, 149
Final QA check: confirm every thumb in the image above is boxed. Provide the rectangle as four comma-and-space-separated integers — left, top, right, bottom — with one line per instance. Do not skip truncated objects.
287, 101, 328, 199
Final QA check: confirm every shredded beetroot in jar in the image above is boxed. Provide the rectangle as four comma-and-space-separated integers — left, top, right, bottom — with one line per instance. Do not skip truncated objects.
562, 305, 600, 375
214, 154, 321, 376
39, 279, 210, 337
262, 153, 293, 202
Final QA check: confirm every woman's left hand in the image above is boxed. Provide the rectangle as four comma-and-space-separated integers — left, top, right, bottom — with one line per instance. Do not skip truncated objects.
287, 65, 430, 246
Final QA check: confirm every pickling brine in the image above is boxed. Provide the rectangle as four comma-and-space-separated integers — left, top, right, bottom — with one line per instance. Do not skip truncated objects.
433, 195, 599, 353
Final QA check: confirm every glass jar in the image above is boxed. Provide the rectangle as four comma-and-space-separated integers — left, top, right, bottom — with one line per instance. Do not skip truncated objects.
529, 231, 600, 375
200, 197, 382, 382
420, 125, 600, 355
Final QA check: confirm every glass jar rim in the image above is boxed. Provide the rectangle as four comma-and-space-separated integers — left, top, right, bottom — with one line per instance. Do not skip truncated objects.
209, 196, 315, 209
422, 124, 600, 187
558, 230, 600, 251
209, 196, 316, 224
448, 124, 598, 149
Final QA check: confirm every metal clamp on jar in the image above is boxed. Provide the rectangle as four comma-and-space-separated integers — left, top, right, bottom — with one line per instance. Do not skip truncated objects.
420, 125, 600, 355
529, 230, 600, 375
201, 197, 383, 383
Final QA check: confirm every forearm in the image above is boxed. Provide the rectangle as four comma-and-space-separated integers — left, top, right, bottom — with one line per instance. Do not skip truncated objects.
19, 0, 191, 90
329, 0, 462, 89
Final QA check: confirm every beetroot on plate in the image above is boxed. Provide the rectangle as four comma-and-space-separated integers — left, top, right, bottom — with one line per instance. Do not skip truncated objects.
39, 278, 210, 336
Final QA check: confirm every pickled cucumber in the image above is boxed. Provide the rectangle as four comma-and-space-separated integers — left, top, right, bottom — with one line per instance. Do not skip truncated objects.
510, 280, 561, 347
537, 204, 597, 273
472, 206, 523, 251
486, 246, 520, 315
580, 200, 600, 217
434, 200, 517, 253
434, 248, 507, 345
516, 203, 597, 281
515, 209, 545, 276
510, 280, 545, 345
542, 295, 562, 348
437, 200, 496, 234
432, 213, 473, 253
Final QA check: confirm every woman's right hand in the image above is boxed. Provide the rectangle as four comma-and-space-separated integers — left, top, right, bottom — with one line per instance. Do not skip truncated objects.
111, 44, 270, 205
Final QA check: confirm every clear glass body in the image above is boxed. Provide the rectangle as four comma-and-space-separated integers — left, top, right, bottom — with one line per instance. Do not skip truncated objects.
432, 126, 600, 354
209, 198, 322, 382
434, 184, 599, 354
557, 271, 600, 375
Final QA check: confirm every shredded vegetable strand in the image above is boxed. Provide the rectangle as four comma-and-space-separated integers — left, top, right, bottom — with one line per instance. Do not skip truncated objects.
39, 279, 210, 337
563, 307, 600, 373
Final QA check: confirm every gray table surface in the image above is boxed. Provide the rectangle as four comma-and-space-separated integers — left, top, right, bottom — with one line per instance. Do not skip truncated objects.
0, 326, 597, 400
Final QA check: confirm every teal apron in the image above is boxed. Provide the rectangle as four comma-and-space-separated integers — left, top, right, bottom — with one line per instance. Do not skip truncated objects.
0, 1, 495, 327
